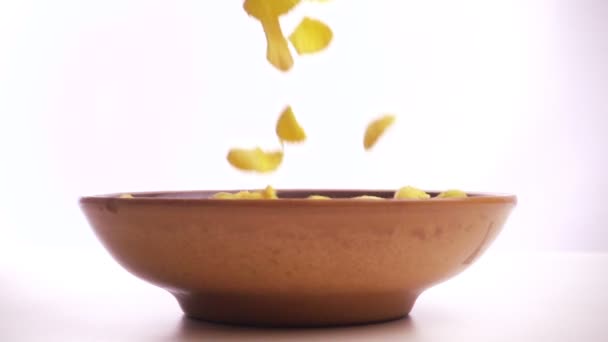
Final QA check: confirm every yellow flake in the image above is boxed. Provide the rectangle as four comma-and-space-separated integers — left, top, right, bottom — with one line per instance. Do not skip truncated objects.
261, 185, 279, 199
364, 114, 396, 150
308, 195, 331, 200
261, 17, 294, 72
212, 185, 278, 200
437, 189, 468, 198
212, 192, 240, 199
276, 106, 307, 143
243, 0, 299, 72
220, 191, 262, 199
243, 0, 301, 19
394, 186, 430, 199
227, 147, 284, 173
288, 17, 333, 55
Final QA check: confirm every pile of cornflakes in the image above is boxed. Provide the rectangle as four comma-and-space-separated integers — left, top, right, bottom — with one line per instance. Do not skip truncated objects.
211, 186, 467, 200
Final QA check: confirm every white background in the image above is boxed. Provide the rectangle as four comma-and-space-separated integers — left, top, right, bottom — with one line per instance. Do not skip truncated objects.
0, 0, 606, 256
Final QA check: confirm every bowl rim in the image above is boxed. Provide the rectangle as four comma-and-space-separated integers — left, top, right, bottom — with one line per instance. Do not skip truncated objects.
79, 189, 517, 207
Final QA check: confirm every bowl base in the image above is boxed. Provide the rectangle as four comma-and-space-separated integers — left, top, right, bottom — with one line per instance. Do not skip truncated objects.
173, 290, 418, 327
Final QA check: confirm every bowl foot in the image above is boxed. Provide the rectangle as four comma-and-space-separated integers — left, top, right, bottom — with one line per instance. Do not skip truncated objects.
172, 290, 418, 327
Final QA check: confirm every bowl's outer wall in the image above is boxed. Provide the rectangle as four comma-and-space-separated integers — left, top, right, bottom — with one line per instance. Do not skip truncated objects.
79, 192, 516, 297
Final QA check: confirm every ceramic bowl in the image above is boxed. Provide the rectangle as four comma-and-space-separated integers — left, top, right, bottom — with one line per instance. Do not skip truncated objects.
79, 190, 516, 327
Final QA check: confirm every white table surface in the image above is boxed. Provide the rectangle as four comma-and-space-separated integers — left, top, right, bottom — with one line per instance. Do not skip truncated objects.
1, 250, 606, 342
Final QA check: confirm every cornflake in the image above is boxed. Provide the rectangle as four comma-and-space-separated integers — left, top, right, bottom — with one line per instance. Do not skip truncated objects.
276, 106, 307, 143
352, 195, 384, 200
308, 195, 331, 200
364, 115, 396, 150
212, 185, 278, 199
437, 189, 468, 198
289, 17, 333, 55
243, 0, 300, 71
227, 147, 284, 173
394, 186, 430, 199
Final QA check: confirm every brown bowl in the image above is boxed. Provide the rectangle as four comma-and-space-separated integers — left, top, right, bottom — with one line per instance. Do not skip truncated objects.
79, 189, 516, 327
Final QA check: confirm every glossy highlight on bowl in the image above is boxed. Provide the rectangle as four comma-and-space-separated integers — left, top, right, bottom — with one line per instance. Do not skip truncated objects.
79, 189, 516, 327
